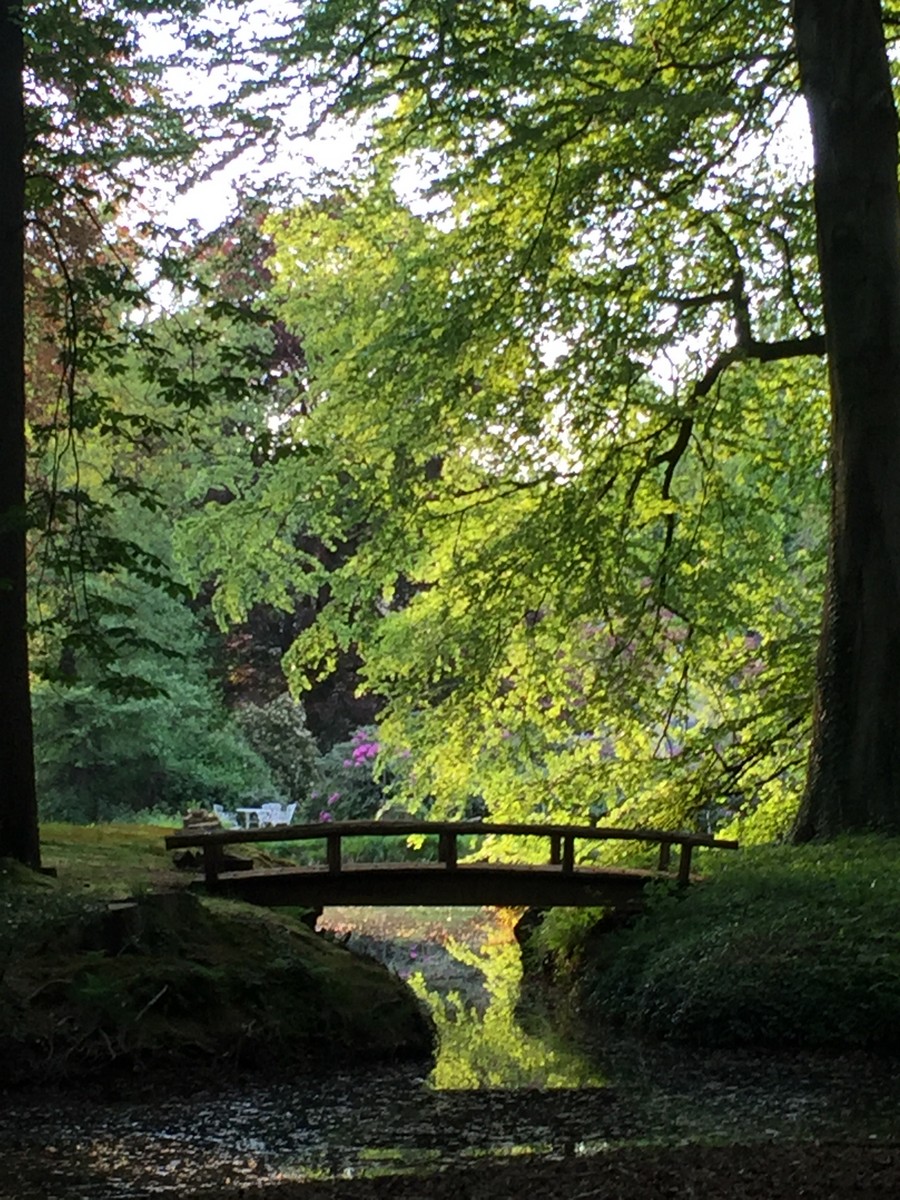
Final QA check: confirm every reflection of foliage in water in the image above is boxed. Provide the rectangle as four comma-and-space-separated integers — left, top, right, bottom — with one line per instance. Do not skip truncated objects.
409, 932, 605, 1090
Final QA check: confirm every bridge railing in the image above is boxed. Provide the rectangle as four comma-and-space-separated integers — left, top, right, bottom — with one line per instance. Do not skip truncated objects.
165, 819, 738, 889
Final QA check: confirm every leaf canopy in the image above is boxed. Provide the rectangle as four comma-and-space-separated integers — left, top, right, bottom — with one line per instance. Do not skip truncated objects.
180, 0, 834, 834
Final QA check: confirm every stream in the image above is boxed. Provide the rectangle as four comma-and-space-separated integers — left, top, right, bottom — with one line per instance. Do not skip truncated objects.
0, 906, 898, 1197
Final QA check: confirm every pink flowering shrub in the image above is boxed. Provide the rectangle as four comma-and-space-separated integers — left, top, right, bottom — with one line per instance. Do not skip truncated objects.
307, 726, 398, 821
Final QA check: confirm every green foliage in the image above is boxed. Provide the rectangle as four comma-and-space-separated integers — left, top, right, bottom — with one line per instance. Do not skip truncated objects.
27, 212, 310, 825
32, 593, 274, 822
179, 0, 830, 832
235, 693, 319, 808
33, 677, 272, 822
23, 5, 304, 713
527, 906, 609, 964
29, 442, 284, 823
281, 833, 442, 866
264, 189, 827, 827
719, 786, 801, 847
28, 216, 297, 697
17, 0, 848, 844
573, 838, 900, 1050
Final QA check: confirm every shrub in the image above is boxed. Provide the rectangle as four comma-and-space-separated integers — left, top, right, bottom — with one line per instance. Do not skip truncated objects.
33, 678, 276, 823
234, 694, 319, 808
567, 837, 900, 1052
306, 725, 396, 822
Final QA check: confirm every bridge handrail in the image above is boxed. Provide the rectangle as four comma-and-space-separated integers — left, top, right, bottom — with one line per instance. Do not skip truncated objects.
166, 819, 738, 888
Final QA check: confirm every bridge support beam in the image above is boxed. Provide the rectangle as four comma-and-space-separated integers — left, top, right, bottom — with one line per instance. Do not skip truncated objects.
198, 864, 659, 910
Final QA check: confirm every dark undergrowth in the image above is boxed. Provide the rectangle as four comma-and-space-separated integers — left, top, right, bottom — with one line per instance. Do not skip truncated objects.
0, 828, 434, 1090
528, 836, 900, 1051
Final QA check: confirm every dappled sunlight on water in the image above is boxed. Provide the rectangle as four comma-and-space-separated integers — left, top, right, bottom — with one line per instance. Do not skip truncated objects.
0, 1070, 629, 1196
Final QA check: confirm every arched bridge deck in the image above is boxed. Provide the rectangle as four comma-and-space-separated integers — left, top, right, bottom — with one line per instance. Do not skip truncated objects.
165, 820, 738, 909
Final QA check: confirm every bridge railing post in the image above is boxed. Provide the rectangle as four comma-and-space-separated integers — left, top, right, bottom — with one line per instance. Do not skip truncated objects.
677, 841, 693, 886
203, 842, 224, 887
439, 831, 458, 870
549, 833, 562, 865
327, 833, 342, 873
561, 834, 575, 873
657, 842, 672, 872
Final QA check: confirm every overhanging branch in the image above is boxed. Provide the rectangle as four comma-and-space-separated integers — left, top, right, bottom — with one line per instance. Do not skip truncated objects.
648, 325, 826, 600
695, 330, 826, 398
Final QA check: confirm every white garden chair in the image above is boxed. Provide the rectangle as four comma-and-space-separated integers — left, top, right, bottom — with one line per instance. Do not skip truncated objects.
259, 802, 287, 827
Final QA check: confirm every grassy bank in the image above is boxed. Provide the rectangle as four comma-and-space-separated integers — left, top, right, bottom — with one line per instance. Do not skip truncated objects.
0, 824, 433, 1089
526, 836, 900, 1051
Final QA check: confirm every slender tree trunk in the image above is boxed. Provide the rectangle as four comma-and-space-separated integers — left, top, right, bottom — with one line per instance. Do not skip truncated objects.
0, 0, 41, 867
793, 0, 900, 839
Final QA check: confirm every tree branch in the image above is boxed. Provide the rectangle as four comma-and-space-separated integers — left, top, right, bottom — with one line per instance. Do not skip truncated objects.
647, 325, 825, 602
749, 333, 826, 362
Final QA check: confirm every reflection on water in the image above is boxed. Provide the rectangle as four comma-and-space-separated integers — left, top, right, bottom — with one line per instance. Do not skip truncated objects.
408, 929, 604, 1090
1, 907, 900, 1197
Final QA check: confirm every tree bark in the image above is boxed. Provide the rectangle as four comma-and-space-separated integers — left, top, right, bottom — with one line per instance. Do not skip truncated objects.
0, 0, 41, 867
793, 0, 900, 839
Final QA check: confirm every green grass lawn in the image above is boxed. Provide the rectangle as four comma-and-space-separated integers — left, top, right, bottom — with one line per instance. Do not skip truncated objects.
38, 820, 181, 893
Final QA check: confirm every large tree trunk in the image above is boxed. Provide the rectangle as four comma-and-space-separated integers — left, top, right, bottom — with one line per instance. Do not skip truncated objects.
0, 1, 41, 867
793, 0, 900, 839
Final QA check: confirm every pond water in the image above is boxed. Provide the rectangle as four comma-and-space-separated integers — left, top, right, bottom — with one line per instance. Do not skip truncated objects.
0, 906, 898, 1198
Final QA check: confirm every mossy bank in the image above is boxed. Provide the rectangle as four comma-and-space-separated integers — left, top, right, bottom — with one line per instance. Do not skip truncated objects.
0, 825, 433, 1090
520, 836, 900, 1053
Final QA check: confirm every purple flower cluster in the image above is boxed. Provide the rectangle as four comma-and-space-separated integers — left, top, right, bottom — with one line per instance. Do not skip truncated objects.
318, 791, 341, 821
343, 727, 380, 768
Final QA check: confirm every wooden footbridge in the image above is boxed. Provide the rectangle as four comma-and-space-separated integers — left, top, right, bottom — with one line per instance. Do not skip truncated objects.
165, 819, 738, 910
